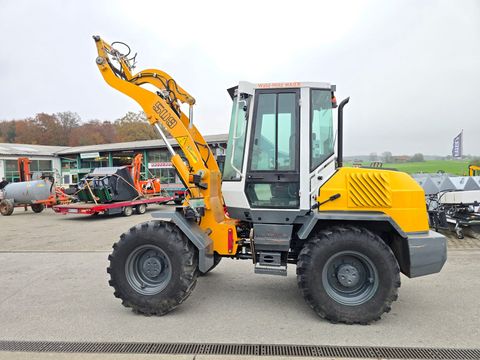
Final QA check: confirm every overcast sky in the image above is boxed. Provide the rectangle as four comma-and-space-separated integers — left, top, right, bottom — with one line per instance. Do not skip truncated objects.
0, 0, 479, 156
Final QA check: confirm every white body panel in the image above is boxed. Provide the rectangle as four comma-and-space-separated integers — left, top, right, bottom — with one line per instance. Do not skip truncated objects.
439, 190, 480, 204
309, 157, 337, 207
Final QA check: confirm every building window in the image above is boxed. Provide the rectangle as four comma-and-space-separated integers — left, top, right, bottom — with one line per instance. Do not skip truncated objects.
4, 160, 19, 182
61, 156, 77, 171
63, 174, 71, 185
112, 151, 137, 167
149, 168, 177, 184
30, 160, 52, 172
80, 153, 109, 169
147, 149, 170, 163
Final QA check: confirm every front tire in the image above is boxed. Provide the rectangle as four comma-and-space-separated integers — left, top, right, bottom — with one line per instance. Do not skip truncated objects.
107, 221, 198, 315
31, 203, 45, 213
297, 226, 400, 324
0, 200, 14, 216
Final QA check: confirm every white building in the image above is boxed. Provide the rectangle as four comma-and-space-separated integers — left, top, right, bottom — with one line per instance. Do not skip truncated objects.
0, 143, 66, 182
0, 134, 227, 190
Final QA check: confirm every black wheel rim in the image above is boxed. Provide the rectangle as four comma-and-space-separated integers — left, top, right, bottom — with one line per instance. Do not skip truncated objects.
125, 245, 172, 295
322, 250, 379, 306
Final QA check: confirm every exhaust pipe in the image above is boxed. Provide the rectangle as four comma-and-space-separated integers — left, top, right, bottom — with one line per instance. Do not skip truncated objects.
337, 97, 350, 168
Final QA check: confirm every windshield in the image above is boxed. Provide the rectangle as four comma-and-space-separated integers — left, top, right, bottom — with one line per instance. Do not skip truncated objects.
223, 95, 249, 181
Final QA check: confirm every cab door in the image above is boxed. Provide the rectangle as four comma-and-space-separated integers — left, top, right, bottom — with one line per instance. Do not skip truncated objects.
245, 89, 300, 209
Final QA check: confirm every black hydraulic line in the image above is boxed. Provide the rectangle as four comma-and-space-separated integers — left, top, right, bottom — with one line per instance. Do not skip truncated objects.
337, 97, 350, 168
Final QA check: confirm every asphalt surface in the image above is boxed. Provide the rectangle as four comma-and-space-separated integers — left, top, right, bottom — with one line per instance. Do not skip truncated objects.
0, 207, 479, 354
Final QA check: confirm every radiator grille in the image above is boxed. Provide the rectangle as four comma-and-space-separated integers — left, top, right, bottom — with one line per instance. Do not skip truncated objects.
348, 172, 392, 208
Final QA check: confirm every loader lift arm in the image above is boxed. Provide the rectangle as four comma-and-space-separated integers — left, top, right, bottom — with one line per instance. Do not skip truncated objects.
93, 36, 237, 256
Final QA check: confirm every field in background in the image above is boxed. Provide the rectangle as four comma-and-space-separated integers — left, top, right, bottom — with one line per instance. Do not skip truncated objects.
345, 160, 470, 175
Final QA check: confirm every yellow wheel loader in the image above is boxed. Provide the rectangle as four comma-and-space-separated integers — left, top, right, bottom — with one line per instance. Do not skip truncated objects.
93, 36, 447, 324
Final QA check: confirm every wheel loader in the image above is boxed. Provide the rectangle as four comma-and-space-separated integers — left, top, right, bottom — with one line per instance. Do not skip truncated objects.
93, 36, 447, 324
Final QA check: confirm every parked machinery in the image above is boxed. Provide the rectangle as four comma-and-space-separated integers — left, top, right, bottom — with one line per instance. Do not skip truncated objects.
469, 164, 480, 176
93, 36, 447, 324
75, 153, 164, 204
414, 173, 480, 239
0, 158, 70, 216
53, 154, 173, 216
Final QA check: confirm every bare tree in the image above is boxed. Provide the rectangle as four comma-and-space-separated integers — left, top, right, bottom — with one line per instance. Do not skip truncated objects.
381, 151, 393, 163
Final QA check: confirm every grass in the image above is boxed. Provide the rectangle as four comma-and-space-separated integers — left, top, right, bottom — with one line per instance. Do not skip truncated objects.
345, 160, 471, 176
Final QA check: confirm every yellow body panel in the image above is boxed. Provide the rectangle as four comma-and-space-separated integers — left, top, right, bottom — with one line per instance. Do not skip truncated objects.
317, 167, 429, 233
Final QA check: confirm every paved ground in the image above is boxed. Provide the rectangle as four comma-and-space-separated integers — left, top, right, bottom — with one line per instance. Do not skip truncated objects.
0, 208, 479, 355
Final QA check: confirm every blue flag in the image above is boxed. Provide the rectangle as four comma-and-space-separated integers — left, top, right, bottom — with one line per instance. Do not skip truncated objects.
452, 131, 462, 158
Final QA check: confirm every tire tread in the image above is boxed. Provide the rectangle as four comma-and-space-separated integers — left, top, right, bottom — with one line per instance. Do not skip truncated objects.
296, 225, 400, 324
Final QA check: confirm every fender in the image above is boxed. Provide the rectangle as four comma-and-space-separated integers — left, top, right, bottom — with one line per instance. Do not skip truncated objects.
151, 209, 214, 272
297, 211, 407, 240
297, 211, 447, 278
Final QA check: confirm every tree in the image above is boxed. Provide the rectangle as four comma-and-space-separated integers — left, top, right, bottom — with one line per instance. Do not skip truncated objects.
56, 111, 80, 145
381, 151, 393, 163
410, 153, 424, 162
33, 113, 63, 145
369, 152, 378, 161
0, 121, 17, 143
69, 120, 117, 146
114, 111, 157, 142
14, 119, 39, 144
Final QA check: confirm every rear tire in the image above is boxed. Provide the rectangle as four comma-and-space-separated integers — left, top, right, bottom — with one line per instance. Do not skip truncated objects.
296, 226, 400, 324
135, 204, 147, 215
107, 221, 198, 316
123, 206, 133, 217
0, 200, 14, 216
31, 203, 45, 213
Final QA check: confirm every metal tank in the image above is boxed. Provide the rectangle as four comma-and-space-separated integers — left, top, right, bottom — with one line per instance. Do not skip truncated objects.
2, 179, 53, 204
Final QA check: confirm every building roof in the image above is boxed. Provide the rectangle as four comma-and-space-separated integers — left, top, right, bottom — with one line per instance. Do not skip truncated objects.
0, 134, 228, 157
56, 134, 228, 155
15, 134, 228, 155
0, 143, 68, 157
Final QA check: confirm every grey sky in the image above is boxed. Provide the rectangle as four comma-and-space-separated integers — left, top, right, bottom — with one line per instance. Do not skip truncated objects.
0, 0, 479, 156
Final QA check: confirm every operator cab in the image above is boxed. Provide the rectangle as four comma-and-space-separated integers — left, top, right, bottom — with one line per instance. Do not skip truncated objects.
222, 81, 338, 224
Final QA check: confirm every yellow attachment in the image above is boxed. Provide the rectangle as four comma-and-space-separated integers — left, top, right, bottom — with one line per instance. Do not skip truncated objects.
317, 167, 429, 233
469, 165, 480, 176
93, 36, 238, 255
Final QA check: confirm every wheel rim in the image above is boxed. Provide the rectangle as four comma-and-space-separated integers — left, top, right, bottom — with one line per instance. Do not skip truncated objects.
322, 250, 379, 306
125, 245, 172, 295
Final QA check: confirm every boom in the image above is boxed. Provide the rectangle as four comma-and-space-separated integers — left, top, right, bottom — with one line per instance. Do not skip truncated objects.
93, 36, 237, 255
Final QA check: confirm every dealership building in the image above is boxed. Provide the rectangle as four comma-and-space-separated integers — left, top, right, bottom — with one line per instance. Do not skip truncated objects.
0, 134, 228, 191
